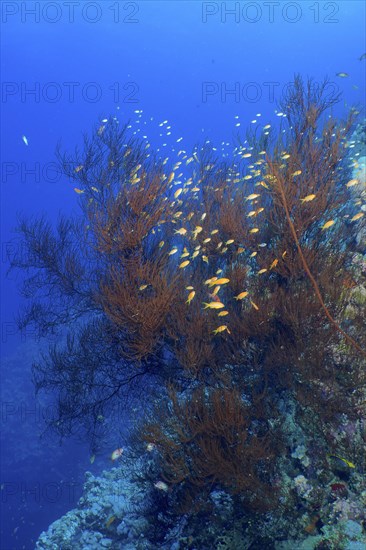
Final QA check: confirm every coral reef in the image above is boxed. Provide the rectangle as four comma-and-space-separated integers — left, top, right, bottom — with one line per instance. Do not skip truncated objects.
10, 78, 365, 547
35, 452, 366, 549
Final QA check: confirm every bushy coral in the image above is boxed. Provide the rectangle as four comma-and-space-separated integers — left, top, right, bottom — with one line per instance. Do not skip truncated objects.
12, 76, 366, 545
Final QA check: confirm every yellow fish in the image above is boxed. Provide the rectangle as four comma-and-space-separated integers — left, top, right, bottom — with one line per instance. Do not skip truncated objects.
208, 278, 230, 286
226, 239, 234, 245
74, 188, 84, 194
246, 193, 260, 201
167, 172, 175, 184
203, 302, 225, 309
346, 179, 359, 188
250, 301, 259, 310
106, 516, 116, 528
174, 188, 183, 199
257, 180, 269, 189
258, 268, 268, 274
250, 251, 257, 257
250, 228, 259, 233
168, 247, 178, 255
321, 220, 335, 230
212, 325, 231, 335
202, 255, 209, 263
235, 291, 249, 300
327, 454, 355, 468
269, 259, 279, 269
292, 170, 302, 176
179, 260, 190, 269
301, 194, 316, 203
186, 291, 196, 304
218, 310, 229, 316
351, 212, 364, 222
192, 226, 203, 238
139, 284, 148, 291
175, 228, 187, 235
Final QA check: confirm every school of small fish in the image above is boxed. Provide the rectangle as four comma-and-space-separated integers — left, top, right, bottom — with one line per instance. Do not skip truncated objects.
71, 103, 366, 488
72, 107, 365, 344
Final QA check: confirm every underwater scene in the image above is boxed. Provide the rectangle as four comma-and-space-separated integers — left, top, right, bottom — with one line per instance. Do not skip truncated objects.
1, 1, 366, 549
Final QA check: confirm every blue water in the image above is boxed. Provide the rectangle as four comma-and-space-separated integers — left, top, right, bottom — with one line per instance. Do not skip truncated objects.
1, 2, 365, 548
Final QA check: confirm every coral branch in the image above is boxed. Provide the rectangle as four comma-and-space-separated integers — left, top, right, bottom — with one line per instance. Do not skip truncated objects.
267, 157, 366, 358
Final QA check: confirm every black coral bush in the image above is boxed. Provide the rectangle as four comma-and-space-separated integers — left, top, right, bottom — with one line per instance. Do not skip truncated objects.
11, 76, 366, 511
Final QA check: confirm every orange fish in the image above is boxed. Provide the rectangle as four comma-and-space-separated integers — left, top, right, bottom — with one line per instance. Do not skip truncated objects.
203, 301, 225, 309
208, 278, 230, 286
212, 325, 231, 335
235, 291, 249, 300
186, 291, 196, 304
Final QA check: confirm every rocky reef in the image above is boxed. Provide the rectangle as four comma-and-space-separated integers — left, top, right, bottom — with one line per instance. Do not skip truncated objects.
35, 438, 366, 550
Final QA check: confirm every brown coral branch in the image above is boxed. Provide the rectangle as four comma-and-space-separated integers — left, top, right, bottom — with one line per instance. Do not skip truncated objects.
267, 157, 366, 358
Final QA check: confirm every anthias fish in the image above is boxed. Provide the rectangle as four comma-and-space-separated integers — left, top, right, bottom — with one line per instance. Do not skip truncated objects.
212, 325, 231, 335
321, 220, 335, 230
203, 302, 225, 309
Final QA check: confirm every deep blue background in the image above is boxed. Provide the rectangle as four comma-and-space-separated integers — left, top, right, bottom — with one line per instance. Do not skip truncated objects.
1, 1, 365, 548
